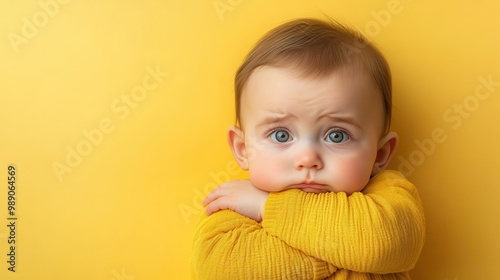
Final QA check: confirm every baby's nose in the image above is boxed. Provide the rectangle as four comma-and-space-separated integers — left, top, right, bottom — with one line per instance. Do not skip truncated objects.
294, 145, 323, 170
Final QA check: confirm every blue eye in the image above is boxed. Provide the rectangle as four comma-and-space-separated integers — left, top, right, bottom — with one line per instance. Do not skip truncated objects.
271, 130, 292, 143
325, 131, 349, 143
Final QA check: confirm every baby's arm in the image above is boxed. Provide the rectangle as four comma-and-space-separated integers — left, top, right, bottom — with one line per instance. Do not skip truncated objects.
261, 170, 425, 274
192, 209, 336, 279
202, 170, 425, 274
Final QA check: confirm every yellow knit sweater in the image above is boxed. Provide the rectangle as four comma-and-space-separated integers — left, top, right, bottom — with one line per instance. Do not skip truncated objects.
192, 170, 425, 279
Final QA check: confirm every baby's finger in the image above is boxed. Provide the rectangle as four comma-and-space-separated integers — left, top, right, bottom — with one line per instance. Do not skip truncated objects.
204, 196, 231, 216
202, 185, 229, 207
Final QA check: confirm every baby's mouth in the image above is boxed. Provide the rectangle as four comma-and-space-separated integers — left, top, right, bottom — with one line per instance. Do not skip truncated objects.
292, 182, 329, 193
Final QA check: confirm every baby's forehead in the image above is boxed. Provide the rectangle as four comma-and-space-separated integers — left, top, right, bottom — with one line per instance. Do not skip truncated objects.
239, 66, 386, 128
242, 65, 380, 103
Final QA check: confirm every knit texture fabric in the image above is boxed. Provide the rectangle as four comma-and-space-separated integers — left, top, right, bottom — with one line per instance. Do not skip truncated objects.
192, 170, 425, 279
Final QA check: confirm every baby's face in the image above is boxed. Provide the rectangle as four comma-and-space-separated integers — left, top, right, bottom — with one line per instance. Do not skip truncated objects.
239, 66, 386, 194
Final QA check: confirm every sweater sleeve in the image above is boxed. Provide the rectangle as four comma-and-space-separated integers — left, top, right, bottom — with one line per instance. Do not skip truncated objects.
191, 209, 337, 280
261, 170, 425, 274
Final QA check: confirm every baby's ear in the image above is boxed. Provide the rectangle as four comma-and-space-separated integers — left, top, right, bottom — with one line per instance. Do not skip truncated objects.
371, 132, 399, 176
227, 126, 249, 170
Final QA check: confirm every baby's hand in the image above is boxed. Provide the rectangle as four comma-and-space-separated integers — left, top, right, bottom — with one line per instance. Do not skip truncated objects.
202, 180, 269, 222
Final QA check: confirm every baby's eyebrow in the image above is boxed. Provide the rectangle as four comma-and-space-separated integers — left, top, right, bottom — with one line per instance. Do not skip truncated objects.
255, 113, 297, 128
319, 115, 362, 130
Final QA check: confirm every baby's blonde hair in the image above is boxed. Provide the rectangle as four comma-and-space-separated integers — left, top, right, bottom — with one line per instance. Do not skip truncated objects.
235, 18, 392, 132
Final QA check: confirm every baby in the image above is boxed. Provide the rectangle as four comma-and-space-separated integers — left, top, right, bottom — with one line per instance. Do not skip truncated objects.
192, 18, 425, 279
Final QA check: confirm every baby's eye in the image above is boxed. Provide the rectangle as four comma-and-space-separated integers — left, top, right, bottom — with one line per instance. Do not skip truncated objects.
325, 130, 349, 143
270, 130, 292, 143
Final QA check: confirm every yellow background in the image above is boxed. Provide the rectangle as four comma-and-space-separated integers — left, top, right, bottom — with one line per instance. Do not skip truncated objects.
0, 0, 499, 279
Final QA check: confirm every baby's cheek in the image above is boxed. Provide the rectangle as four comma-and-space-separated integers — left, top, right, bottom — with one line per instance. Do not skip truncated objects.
334, 160, 372, 193
249, 159, 282, 192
